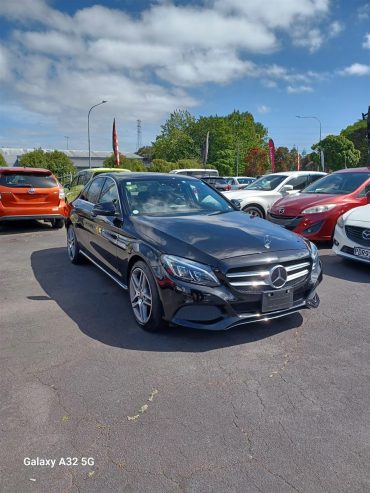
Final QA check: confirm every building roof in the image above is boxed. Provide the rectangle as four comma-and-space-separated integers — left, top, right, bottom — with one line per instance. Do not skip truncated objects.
0, 148, 143, 160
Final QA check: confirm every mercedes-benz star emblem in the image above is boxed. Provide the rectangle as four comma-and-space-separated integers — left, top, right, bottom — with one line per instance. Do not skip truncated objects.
362, 229, 370, 241
264, 235, 271, 249
279, 208, 285, 214
269, 265, 288, 289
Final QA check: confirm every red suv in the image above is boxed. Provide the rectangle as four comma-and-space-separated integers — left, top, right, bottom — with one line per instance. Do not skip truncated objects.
0, 167, 67, 229
268, 167, 370, 241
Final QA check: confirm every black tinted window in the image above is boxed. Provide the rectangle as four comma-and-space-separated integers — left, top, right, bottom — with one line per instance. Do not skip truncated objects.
285, 175, 309, 191
99, 179, 121, 211
0, 172, 56, 188
85, 177, 105, 204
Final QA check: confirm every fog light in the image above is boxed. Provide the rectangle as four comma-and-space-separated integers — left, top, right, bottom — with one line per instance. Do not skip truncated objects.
333, 238, 339, 246
303, 221, 324, 235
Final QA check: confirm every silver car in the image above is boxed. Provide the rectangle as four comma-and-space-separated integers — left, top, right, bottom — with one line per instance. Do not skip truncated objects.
225, 176, 256, 190
223, 171, 326, 218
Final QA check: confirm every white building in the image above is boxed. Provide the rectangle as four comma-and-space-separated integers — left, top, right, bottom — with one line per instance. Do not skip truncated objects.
0, 148, 144, 169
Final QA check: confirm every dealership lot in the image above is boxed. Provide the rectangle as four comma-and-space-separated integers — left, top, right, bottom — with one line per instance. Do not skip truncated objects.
1, 222, 370, 492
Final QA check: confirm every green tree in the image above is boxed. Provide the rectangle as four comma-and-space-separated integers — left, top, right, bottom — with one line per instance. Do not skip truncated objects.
137, 146, 154, 161
340, 119, 368, 166
153, 128, 199, 161
312, 135, 361, 171
102, 153, 146, 171
0, 153, 7, 166
160, 109, 196, 137
147, 159, 175, 172
274, 147, 290, 172
18, 149, 75, 179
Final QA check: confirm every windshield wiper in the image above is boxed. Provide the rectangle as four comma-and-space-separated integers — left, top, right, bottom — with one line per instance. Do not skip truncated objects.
208, 210, 230, 215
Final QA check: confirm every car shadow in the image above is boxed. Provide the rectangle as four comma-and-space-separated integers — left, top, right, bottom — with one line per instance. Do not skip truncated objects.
0, 220, 55, 235
31, 247, 304, 352
319, 253, 370, 284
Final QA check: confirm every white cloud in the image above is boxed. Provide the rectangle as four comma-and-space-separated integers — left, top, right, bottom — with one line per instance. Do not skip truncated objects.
363, 34, 370, 49
287, 85, 314, 94
357, 4, 370, 20
257, 105, 271, 114
0, 0, 338, 148
340, 63, 370, 76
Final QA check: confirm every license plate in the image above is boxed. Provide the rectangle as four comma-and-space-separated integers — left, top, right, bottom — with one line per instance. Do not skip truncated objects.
262, 288, 293, 313
354, 247, 370, 259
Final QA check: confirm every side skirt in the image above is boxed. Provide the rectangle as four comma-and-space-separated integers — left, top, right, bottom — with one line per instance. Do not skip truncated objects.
80, 250, 128, 290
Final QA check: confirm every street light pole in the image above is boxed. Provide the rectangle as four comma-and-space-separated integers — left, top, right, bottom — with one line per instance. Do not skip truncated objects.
88, 100, 107, 169
296, 115, 323, 170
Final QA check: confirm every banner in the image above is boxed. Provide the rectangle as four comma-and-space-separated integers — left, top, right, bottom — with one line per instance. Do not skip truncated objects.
268, 139, 275, 173
112, 118, 120, 167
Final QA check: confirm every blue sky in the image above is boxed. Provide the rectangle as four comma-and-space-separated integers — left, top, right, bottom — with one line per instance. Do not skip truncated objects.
0, 0, 370, 155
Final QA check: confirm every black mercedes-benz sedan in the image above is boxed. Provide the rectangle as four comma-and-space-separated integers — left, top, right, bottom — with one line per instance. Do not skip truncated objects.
66, 173, 322, 331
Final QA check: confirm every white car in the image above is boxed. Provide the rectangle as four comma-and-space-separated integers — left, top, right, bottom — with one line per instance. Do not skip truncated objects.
223, 171, 326, 218
333, 204, 370, 264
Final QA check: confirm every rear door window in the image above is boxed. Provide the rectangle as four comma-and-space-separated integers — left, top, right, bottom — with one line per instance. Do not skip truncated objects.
85, 177, 105, 204
285, 175, 309, 191
0, 172, 57, 188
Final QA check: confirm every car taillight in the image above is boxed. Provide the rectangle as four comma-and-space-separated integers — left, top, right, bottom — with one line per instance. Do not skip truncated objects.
0, 192, 2, 201
59, 189, 65, 199
226, 185, 231, 190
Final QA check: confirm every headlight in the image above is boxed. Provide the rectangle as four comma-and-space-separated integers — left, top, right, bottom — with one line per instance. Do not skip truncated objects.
59, 188, 65, 199
309, 241, 321, 283
302, 204, 336, 214
337, 215, 344, 228
161, 255, 220, 287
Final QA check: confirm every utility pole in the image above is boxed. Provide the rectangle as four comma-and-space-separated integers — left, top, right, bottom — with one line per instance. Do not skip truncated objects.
136, 120, 142, 152
362, 106, 370, 166
64, 136, 70, 150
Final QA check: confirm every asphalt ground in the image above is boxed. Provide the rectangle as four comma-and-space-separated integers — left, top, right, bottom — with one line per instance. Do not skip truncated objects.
1, 221, 370, 493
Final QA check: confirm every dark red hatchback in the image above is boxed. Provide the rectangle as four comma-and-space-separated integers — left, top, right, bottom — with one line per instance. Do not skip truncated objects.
268, 168, 370, 241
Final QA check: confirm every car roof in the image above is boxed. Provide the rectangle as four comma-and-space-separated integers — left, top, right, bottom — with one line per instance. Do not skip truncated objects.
105, 172, 200, 181
79, 167, 131, 174
333, 167, 370, 173
263, 171, 326, 176
0, 167, 53, 174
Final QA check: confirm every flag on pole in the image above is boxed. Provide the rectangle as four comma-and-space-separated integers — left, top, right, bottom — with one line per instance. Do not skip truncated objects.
268, 139, 275, 173
203, 131, 209, 168
112, 118, 120, 167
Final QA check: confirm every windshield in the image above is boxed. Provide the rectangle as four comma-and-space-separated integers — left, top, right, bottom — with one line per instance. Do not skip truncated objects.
0, 172, 57, 188
122, 177, 234, 217
303, 172, 370, 195
244, 174, 286, 191
238, 178, 254, 184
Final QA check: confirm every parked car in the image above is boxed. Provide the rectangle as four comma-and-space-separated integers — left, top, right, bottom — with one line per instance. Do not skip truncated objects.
225, 176, 256, 190
268, 168, 370, 241
65, 167, 131, 202
223, 171, 326, 217
169, 168, 219, 177
66, 172, 322, 332
0, 167, 66, 228
333, 204, 370, 264
201, 176, 231, 191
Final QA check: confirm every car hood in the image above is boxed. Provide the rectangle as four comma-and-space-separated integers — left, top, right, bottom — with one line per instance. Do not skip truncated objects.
131, 211, 307, 263
272, 193, 342, 215
344, 203, 370, 224
224, 190, 274, 200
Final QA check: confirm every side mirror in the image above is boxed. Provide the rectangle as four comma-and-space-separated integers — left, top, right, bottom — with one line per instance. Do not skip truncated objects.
91, 201, 117, 217
230, 199, 241, 210
281, 184, 294, 194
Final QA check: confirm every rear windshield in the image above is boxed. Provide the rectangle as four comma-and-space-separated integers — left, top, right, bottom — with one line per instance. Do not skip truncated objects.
0, 172, 57, 188
244, 174, 286, 191
303, 172, 370, 195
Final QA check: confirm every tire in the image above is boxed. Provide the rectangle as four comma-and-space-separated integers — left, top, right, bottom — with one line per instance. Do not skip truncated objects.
51, 218, 65, 229
67, 224, 84, 264
243, 205, 265, 218
129, 260, 166, 332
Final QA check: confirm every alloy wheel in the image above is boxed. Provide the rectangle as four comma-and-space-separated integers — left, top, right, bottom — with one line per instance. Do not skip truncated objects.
244, 207, 263, 218
67, 226, 76, 260
129, 267, 153, 324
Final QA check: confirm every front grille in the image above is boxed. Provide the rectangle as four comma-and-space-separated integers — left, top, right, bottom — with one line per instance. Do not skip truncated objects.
268, 214, 302, 230
226, 258, 311, 293
345, 225, 370, 247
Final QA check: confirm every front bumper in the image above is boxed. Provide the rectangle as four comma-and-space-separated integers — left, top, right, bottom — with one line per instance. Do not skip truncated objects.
333, 225, 370, 265
157, 268, 322, 331
268, 212, 334, 241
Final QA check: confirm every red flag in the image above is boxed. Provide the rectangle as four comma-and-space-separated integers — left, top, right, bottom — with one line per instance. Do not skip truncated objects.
112, 118, 120, 167
268, 139, 275, 173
